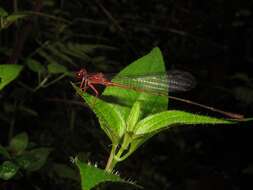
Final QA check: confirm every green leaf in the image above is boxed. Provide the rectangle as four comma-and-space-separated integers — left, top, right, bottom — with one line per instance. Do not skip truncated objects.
47, 44, 73, 64
72, 84, 125, 144
0, 144, 10, 159
127, 111, 233, 155
21, 148, 52, 172
62, 43, 92, 62
126, 101, 141, 132
47, 63, 68, 74
0, 13, 27, 29
74, 158, 138, 190
0, 64, 23, 90
9, 132, 29, 155
25, 58, 46, 73
103, 47, 168, 120
38, 49, 58, 65
42, 0, 56, 7
6, 14, 27, 23
74, 44, 116, 54
135, 110, 233, 135
0, 7, 8, 17
0, 161, 19, 180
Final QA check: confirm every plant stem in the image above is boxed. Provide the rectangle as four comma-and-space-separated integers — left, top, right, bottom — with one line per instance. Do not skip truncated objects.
105, 144, 117, 172
33, 75, 50, 91
105, 134, 132, 172
43, 74, 65, 87
114, 133, 131, 159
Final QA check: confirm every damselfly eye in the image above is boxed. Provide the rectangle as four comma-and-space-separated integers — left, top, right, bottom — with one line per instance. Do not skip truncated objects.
76, 69, 87, 79
75, 71, 82, 79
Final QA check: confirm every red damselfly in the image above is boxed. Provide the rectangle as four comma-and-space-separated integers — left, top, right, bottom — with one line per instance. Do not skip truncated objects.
76, 68, 244, 119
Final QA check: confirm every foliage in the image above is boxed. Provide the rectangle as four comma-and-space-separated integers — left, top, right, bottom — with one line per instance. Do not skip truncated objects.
73, 47, 233, 189
74, 157, 140, 190
0, 64, 23, 90
0, 132, 52, 180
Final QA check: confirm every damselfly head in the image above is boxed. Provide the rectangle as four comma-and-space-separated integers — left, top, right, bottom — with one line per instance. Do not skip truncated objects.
76, 68, 87, 80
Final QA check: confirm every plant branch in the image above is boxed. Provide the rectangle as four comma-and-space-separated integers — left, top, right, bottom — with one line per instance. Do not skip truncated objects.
43, 74, 66, 87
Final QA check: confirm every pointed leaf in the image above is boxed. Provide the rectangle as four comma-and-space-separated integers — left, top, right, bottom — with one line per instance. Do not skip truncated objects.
47, 63, 67, 74
65, 43, 92, 61
73, 84, 125, 143
47, 44, 73, 64
76, 44, 116, 54
75, 158, 139, 190
25, 58, 46, 73
135, 110, 233, 135
0, 64, 23, 90
126, 101, 141, 132
38, 49, 58, 65
127, 111, 234, 155
102, 47, 168, 120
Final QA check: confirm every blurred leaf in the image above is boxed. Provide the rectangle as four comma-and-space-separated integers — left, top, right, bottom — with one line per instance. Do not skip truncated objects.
233, 87, 253, 104
38, 49, 58, 65
75, 158, 138, 190
0, 144, 10, 159
73, 44, 116, 54
0, 7, 8, 17
0, 64, 23, 90
91, 56, 106, 64
48, 63, 68, 74
58, 42, 92, 62
47, 44, 73, 64
0, 13, 27, 29
9, 132, 29, 155
42, 0, 56, 7
230, 73, 251, 82
25, 58, 46, 73
6, 14, 27, 23
23, 148, 52, 172
0, 161, 19, 180
15, 154, 35, 170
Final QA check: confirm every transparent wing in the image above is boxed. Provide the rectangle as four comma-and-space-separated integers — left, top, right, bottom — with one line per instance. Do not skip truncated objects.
111, 70, 196, 96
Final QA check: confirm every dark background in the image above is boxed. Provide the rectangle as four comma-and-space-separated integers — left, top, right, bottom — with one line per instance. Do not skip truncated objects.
0, 0, 253, 189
